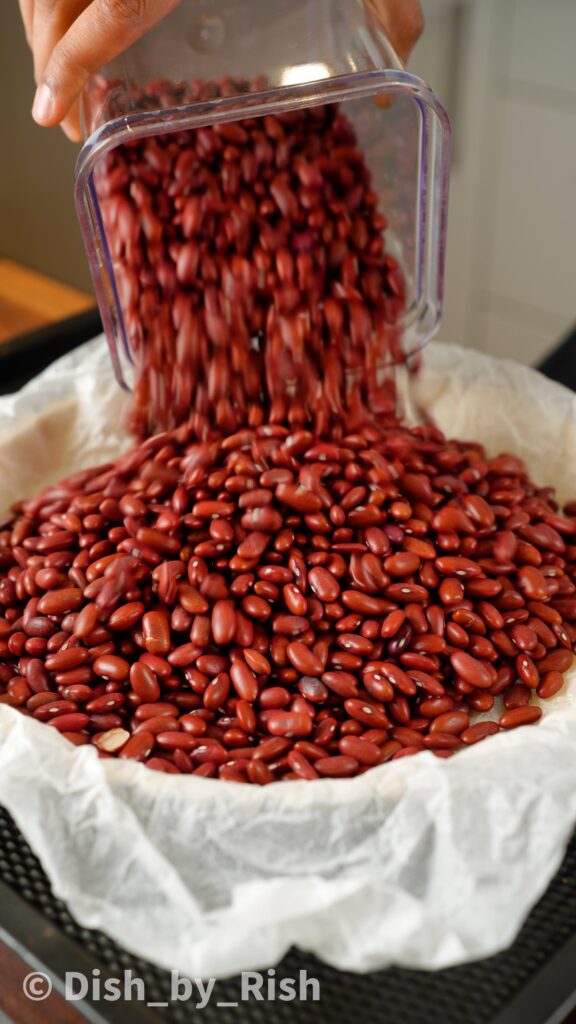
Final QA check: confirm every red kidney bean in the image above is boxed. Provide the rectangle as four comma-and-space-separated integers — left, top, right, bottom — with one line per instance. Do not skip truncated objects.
286, 641, 323, 676
189, 741, 228, 765
435, 556, 483, 579
439, 579, 465, 606
26, 692, 55, 712
86, 692, 126, 714
26, 660, 54, 695
386, 583, 429, 604
276, 484, 322, 515
467, 635, 496, 661
308, 566, 340, 602
246, 760, 275, 785
510, 623, 537, 652
92, 655, 130, 682
48, 713, 90, 732
180, 713, 208, 736
516, 654, 539, 689
129, 662, 161, 702
45, 648, 91, 672
499, 706, 543, 729
450, 651, 493, 689
385, 552, 420, 577
408, 670, 444, 697
423, 732, 461, 750
94, 728, 130, 753
466, 689, 494, 712
171, 749, 193, 773
337, 633, 375, 656
294, 678, 325, 706
108, 602, 145, 631
230, 660, 258, 702
7, 678, 30, 705
537, 648, 573, 673
429, 710, 469, 735
273, 614, 309, 637
432, 508, 475, 534
377, 662, 417, 696
258, 687, 291, 711
267, 712, 313, 739
166, 642, 200, 668
419, 697, 454, 719
211, 600, 236, 645
179, 585, 208, 614
134, 700, 178, 721
119, 731, 155, 761
460, 721, 499, 745
338, 735, 382, 765
517, 566, 549, 601
60, 731, 89, 746
242, 595, 272, 621
287, 750, 319, 779
503, 683, 531, 710
142, 610, 171, 655
536, 670, 564, 700
250, 737, 290, 762
34, 700, 78, 721
362, 670, 394, 703
235, 699, 256, 734
378, 740, 401, 762
37, 589, 83, 615
315, 756, 359, 777
133, 714, 179, 736
283, 584, 307, 616
320, 670, 357, 699
155, 732, 201, 752
344, 698, 389, 729
380, 609, 406, 638
60, 684, 93, 703
528, 601, 562, 625
204, 673, 230, 710
73, 603, 99, 637
147, 758, 181, 774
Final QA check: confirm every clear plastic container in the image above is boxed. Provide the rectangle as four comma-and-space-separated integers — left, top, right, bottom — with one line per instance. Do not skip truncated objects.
75, 0, 450, 419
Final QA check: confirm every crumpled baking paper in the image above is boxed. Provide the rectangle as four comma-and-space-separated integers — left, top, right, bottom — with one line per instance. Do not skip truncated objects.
0, 336, 575, 979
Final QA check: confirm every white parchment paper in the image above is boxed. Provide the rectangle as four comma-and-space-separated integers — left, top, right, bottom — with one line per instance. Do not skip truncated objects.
0, 336, 575, 978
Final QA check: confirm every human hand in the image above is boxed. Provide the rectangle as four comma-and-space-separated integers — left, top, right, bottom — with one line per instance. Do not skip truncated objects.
21, 0, 182, 141
21, 0, 423, 143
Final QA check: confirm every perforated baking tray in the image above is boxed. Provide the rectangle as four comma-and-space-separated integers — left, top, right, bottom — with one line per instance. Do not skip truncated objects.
0, 807, 575, 1024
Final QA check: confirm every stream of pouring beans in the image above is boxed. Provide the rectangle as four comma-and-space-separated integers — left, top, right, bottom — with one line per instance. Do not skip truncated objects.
95, 79, 406, 438
0, 80, 574, 780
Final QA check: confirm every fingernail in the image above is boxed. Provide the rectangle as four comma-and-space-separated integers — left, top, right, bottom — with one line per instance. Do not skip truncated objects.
32, 83, 54, 124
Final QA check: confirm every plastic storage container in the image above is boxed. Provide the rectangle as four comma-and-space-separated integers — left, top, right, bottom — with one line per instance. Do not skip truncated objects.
75, 0, 450, 431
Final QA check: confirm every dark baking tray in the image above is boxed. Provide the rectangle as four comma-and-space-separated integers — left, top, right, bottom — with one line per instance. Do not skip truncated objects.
0, 309, 103, 394
0, 318, 575, 1024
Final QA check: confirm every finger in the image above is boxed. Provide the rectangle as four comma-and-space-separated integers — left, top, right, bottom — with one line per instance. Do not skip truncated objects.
393, 0, 424, 63
61, 98, 83, 142
370, 0, 424, 65
31, 0, 88, 83
32, 0, 182, 128
18, 0, 35, 46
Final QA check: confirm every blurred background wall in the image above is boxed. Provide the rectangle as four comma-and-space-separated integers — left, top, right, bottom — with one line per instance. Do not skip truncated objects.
413, 0, 576, 364
0, 0, 575, 362
0, 2, 92, 292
